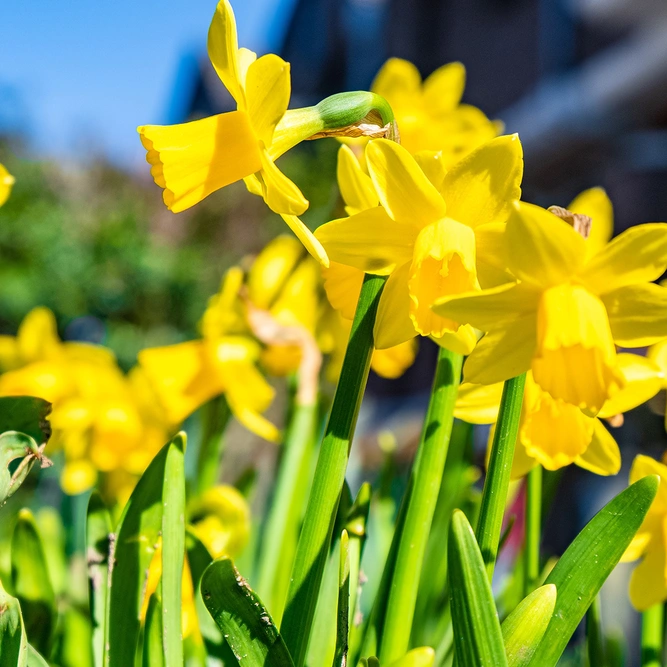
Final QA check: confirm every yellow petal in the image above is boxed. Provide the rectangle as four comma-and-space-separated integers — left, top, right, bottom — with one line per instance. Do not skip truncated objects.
371, 58, 422, 110
259, 150, 309, 215
568, 187, 613, 258
474, 221, 514, 288
574, 418, 621, 476
138, 112, 262, 213
0, 361, 73, 404
315, 207, 415, 275
621, 526, 654, 563
629, 455, 667, 514
532, 283, 623, 416
463, 315, 536, 385
18, 307, 61, 363
649, 339, 667, 376
366, 139, 447, 228
440, 134, 523, 229
432, 281, 539, 333
237, 47, 257, 86
601, 283, 667, 347
0, 163, 15, 207
207, 0, 244, 105
521, 391, 595, 470
598, 353, 664, 419
422, 62, 466, 115
322, 262, 364, 321
337, 144, 378, 215
245, 54, 290, 145
412, 151, 447, 190
408, 218, 479, 338
280, 215, 329, 267
505, 202, 587, 289
454, 382, 503, 424
61, 460, 98, 496
582, 223, 667, 295
373, 262, 416, 349
431, 324, 478, 356
628, 516, 667, 611
510, 438, 538, 480
371, 339, 418, 379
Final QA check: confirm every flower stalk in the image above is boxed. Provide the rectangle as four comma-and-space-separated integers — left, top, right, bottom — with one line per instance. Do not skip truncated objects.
641, 603, 664, 667
194, 395, 231, 496
524, 463, 542, 595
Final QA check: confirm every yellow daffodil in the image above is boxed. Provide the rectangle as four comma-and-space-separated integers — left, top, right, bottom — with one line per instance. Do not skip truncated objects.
138, 268, 280, 443
455, 354, 663, 477
138, 0, 328, 265
621, 455, 667, 610
370, 58, 500, 162
434, 200, 667, 415
316, 134, 523, 351
0, 163, 14, 207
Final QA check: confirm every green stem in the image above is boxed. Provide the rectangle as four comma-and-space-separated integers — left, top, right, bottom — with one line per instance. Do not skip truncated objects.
195, 395, 231, 496
475, 373, 526, 580
280, 273, 386, 667
378, 347, 463, 664
641, 603, 664, 667
586, 595, 605, 667
255, 400, 318, 618
524, 464, 542, 596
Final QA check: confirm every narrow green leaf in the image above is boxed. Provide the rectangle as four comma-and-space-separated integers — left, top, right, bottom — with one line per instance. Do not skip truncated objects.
86, 492, 112, 667
281, 273, 386, 667
26, 644, 49, 667
386, 647, 435, 667
529, 475, 660, 666
586, 595, 605, 667
161, 434, 186, 667
501, 584, 556, 667
106, 432, 186, 667
641, 603, 663, 667
448, 510, 508, 667
195, 395, 231, 496
201, 557, 294, 667
0, 579, 26, 667
334, 530, 350, 667
11, 509, 55, 657
143, 594, 166, 667
0, 397, 51, 445
55, 607, 94, 667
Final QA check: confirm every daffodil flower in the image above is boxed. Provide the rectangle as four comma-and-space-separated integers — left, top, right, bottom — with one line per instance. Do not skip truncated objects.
455, 354, 663, 476
370, 58, 500, 161
434, 201, 667, 415
0, 163, 14, 207
621, 455, 667, 610
316, 134, 523, 351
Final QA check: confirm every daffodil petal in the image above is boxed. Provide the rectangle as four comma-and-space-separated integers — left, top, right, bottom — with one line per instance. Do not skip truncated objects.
337, 144, 378, 215
601, 283, 667, 347
474, 222, 514, 288
568, 187, 613, 258
138, 112, 262, 213
412, 151, 447, 190
422, 62, 466, 114
259, 150, 309, 215
371, 58, 422, 109
463, 315, 536, 385
454, 382, 503, 424
280, 215, 329, 267
621, 526, 654, 563
18, 307, 61, 363
582, 223, 667, 295
366, 139, 447, 228
510, 439, 538, 480
630, 454, 667, 514
431, 325, 478, 356
574, 418, 621, 476
370, 339, 418, 379
440, 134, 523, 228
237, 47, 257, 87
246, 54, 291, 145
374, 262, 417, 349
207, 0, 244, 105
598, 353, 664, 418
0, 163, 15, 207
628, 517, 667, 611
315, 207, 415, 275
322, 262, 364, 321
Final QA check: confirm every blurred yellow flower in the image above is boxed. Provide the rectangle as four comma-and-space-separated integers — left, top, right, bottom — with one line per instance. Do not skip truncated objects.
138, 0, 328, 265
316, 134, 523, 350
0, 163, 14, 207
455, 354, 663, 477
435, 200, 667, 415
371, 58, 500, 162
621, 455, 667, 610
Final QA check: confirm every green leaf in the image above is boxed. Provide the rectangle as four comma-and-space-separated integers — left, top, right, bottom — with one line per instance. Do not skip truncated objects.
161, 433, 186, 667
501, 584, 556, 667
529, 475, 660, 666
0, 431, 51, 508
448, 510, 508, 667
11, 509, 55, 658
106, 432, 186, 667
26, 644, 49, 667
142, 594, 165, 667
0, 397, 51, 445
201, 557, 294, 667
334, 530, 350, 667
0, 578, 26, 667
86, 492, 112, 667
55, 607, 94, 667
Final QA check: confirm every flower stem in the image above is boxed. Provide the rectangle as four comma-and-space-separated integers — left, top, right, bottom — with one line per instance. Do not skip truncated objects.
475, 373, 526, 580
194, 394, 231, 496
280, 273, 386, 667
524, 463, 542, 595
586, 595, 605, 667
377, 347, 463, 664
641, 603, 664, 667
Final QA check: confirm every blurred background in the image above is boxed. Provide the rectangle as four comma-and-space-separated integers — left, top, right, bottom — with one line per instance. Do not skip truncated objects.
2, 0, 667, 660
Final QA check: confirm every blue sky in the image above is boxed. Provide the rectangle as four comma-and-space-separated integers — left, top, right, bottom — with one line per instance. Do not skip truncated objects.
0, 0, 295, 168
